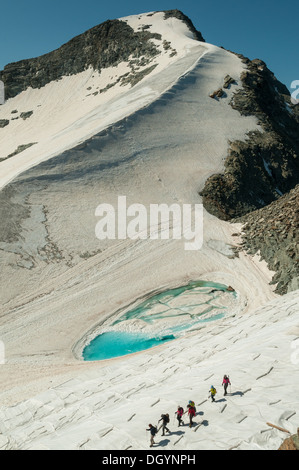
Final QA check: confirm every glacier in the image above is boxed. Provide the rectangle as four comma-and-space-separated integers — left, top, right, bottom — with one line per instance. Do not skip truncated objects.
0, 11, 298, 450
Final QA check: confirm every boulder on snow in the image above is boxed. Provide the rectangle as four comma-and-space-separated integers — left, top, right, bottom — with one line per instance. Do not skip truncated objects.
278, 428, 299, 450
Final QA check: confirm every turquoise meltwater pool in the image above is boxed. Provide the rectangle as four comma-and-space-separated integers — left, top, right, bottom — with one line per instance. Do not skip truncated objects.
83, 281, 236, 361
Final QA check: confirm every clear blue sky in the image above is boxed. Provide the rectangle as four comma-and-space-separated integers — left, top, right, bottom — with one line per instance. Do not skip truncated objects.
0, 0, 298, 91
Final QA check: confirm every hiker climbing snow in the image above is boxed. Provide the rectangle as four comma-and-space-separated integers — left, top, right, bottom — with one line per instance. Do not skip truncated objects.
222, 375, 231, 396
158, 413, 170, 436
186, 403, 196, 427
175, 406, 184, 427
209, 386, 217, 402
146, 424, 158, 447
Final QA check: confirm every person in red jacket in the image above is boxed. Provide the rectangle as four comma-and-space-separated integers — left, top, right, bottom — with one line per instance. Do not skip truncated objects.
175, 406, 184, 427
222, 375, 231, 396
186, 403, 196, 427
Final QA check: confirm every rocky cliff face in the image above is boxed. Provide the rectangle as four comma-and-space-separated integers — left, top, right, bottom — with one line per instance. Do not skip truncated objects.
0, 10, 204, 100
0, 20, 160, 99
235, 184, 298, 295
199, 54, 299, 294
200, 55, 299, 221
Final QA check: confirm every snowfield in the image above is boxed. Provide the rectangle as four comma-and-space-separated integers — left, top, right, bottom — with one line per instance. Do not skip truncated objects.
0, 12, 207, 190
0, 289, 298, 450
0, 11, 298, 451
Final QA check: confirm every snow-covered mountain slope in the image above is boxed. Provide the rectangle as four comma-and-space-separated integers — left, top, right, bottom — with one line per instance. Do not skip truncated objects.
0, 11, 205, 189
0, 10, 298, 450
0, 289, 298, 450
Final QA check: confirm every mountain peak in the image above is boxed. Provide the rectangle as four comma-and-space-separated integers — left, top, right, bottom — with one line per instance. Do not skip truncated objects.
0, 10, 204, 100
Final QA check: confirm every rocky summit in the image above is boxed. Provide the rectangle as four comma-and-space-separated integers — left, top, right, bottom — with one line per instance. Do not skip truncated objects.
0, 10, 204, 100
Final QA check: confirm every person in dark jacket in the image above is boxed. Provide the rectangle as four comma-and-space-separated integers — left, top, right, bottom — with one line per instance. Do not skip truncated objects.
158, 413, 170, 435
146, 424, 157, 447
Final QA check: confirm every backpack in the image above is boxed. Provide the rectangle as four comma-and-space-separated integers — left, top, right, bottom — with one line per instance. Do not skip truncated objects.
164, 414, 170, 423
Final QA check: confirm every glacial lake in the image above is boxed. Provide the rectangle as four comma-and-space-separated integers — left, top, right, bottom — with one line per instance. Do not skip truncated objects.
83, 280, 236, 361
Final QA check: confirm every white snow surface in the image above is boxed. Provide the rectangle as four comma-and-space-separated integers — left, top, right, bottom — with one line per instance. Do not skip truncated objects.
0, 290, 298, 450
0, 11, 206, 190
0, 11, 298, 451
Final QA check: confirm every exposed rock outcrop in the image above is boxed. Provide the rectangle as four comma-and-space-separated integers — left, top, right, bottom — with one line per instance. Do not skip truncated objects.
0, 20, 160, 99
200, 55, 299, 295
235, 185, 299, 294
163, 9, 205, 42
0, 119, 9, 128
200, 56, 299, 221
278, 428, 299, 450
0, 10, 204, 100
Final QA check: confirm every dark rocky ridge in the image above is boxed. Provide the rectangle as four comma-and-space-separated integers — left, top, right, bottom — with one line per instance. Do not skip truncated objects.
0, 20, 159, 99
200, 54, 299, 295
234, 184, 298, 295
163, 9, 205, 42
200, 55, 299, 221
0, 10, 204, 100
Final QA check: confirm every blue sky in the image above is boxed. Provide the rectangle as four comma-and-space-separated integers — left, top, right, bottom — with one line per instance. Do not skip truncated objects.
0, 0, 298, 91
